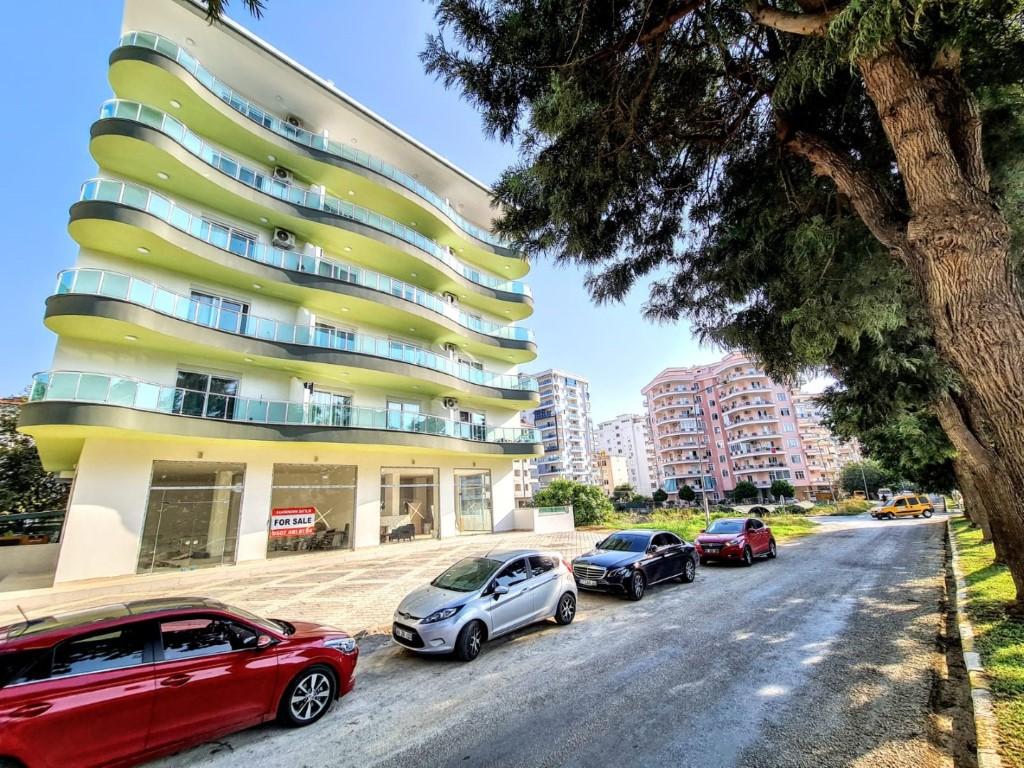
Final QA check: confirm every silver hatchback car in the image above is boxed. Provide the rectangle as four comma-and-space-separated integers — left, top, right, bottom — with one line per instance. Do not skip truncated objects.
392, 549, 578, 661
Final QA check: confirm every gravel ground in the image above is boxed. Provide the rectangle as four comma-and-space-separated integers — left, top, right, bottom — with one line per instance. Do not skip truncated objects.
150, 514, 952, 768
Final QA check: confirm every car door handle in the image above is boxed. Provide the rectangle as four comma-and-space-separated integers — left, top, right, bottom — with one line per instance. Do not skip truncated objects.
11, 702, 52, 718
160, 673, 192, 688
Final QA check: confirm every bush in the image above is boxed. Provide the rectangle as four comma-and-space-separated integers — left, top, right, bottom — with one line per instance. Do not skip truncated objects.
731, 481, 760, 502
836, 499, 872, 515
782, 503, 807, 515
533, 479, 613, 526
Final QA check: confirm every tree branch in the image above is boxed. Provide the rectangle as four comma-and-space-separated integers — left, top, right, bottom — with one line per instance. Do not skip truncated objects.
925, 47, 989, 193
784, 130, 908, 252
745, 3, 840, 37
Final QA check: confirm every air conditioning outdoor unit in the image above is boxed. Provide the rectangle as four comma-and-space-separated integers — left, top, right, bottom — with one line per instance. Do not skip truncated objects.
442, 397, 459, 410
273, 166, 294, 183
442, 292, 458, 305
286, 114, 303, 128
443, 342, 458, 353
272, 228, 296, 250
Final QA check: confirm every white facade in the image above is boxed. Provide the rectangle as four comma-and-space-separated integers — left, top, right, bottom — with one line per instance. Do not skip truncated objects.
525, 370, 598, 488
595, 413, 658, 496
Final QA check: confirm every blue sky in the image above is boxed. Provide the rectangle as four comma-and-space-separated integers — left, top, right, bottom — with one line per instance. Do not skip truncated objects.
0, 0, 735, 423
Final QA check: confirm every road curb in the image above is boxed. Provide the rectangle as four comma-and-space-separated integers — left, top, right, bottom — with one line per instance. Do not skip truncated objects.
947, 516, 1004, 768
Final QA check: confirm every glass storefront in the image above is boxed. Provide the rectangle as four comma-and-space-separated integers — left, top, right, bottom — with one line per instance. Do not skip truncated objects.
138, 461, 245, 574
454, 469, 493, 533
380, 468, 437, 541
267, 464, 356, 557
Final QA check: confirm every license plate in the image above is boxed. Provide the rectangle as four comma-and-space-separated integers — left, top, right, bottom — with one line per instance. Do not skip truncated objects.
394, 627, 413, 640
704, 546, 720, 552
579, 578, 597, 586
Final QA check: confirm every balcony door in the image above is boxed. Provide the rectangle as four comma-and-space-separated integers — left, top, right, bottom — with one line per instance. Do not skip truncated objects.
310, 389, 351, 427
458, 409, 487, 441
386, 400, 421, 432
173, 370, 239, 420
190, 290, 249, 335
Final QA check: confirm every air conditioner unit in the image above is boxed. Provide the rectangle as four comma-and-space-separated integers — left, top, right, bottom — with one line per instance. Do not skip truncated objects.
286, 114, 303, 128
272, 228, 296, 250
273, 166, 294, 183
442, 397, 459, 410
442, 342, 458, 353
442, 292, 458, 304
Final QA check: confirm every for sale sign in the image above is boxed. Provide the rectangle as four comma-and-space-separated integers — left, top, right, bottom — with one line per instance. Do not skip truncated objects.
270, 507, 317, 538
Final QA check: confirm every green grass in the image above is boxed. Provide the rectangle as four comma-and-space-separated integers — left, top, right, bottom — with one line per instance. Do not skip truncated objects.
812, 499, 874, 516
600, 510, 820, 543
951, 517, 1024, 766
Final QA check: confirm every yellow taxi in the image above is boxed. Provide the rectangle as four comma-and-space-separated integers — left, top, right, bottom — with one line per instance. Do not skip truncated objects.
871, 493, 934, 520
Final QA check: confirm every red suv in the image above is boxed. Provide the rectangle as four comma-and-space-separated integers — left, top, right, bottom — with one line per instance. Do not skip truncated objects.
695, 517, 777, 566
0, 598, 358, 768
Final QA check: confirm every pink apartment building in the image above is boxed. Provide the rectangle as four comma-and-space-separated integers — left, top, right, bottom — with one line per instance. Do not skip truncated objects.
642, 352, 821, 502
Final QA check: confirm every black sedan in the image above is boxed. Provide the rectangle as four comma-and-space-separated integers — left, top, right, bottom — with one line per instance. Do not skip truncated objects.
571, 529, 698, 601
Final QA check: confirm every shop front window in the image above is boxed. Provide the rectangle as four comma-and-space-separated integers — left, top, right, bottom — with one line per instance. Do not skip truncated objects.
380, 468, 437, 542
138, 461, 245, 574
454, 470, 492, 533
266, 464, 356, 557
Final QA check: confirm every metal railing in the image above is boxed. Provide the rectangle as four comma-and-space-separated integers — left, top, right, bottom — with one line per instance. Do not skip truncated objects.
118, 32, 514, 252
28, 371, 541, 445
79, 178, 532, 341
98, 99, 529, 296
54, 268, 537, 393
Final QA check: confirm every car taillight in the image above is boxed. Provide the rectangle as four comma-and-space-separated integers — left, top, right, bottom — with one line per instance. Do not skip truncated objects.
562, 558, 573, 574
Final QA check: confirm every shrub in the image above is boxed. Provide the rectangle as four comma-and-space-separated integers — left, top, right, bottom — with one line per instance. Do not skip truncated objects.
836, 499, 872, 515
533, 479, 613, 526
732, 481, 760, 502
782, 503, 806, 515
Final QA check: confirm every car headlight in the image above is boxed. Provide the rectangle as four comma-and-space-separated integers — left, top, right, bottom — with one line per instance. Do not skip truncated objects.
324, 636, 357, 653
727, 538, 743, 547
421, 606, 462, 624
609, 567, 633, 578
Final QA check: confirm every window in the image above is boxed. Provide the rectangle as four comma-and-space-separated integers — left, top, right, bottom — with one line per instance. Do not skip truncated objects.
717, 441, 723, 449
709, 400, 715, 406
722, 469, 729, 477
160, 616, 258, 661
189, 290, 249, 334
51, 626, 147, 678
314, 322, 355, 351
780, 408, 791, 416
719, 455, 726, 462
787, 439, 799, 448
714, 427, 721, 434
748, 519, 764, 530
267, 464, 356, 557
791, 455, 802, 464
528, 555, 557, 576
0, 649, 50, 687
493, 558, 529, 589
458, 410, 487, 441
173, 370, 240, 420
894, 498, 906, 507
200, 218, 257, 258
776, 392, 787, 401
795, 470, 806, 480
712, 414, 719, 421
783, 423, 795, 432
386, 400, 421, 431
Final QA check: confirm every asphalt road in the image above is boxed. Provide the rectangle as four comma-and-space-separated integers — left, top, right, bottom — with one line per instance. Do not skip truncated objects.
152, 514, 954, 768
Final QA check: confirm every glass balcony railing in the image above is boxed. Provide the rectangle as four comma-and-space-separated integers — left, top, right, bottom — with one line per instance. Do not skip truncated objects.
53, 268, 538, 393
28, 371, 541, 445
97, 99, 530, 297
78, 178, 533, 342
118, 31, 513, 253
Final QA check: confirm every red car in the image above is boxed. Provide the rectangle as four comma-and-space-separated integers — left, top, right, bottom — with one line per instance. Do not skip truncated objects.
0, 597, 358, 768
695, 517, 777, 566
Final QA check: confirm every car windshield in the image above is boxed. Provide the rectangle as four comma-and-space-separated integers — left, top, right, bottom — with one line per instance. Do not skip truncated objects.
596, 534, 650, 552
432, 557, 502, 592
705, 520, 745, 534
222, 604, 287, 635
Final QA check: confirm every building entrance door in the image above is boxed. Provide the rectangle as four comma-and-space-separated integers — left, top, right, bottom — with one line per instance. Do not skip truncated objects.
454, 469, 492, 534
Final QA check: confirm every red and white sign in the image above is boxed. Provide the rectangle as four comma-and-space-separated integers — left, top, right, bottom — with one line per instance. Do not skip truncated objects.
270, 507, 317, 538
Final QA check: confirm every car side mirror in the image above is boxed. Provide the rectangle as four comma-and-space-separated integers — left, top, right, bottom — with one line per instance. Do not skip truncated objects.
255, 634, 277, 650
699, 529, 706, 533
492, 584, 510, 599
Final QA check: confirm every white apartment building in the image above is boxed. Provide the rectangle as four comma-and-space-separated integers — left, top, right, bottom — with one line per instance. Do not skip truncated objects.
525, 370, 597, 488
595, 413, 658, 496
18, 0, 544, 584
595, 451, 631, 496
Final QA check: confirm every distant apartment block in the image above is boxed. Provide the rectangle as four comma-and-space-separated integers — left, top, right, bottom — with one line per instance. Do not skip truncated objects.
595, 413, 658, 496
512, 457, 537, 506
595, 451, 630, 496
642, 353, 849, 502
793, 393, 859, 500
525, 370, 597, 487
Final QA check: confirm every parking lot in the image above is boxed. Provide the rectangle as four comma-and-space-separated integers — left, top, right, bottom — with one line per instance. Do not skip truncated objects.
145, 514, 957, 768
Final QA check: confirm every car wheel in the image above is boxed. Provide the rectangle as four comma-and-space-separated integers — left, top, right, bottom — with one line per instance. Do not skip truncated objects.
455, 620, 485, 661
555, 592, 577, 625
767, 539, 777, 559
627, 571, 646, 601
923, 509, 933, 518
278, 665, 336, 727
677, 557, 697, 583
742, 547, 754, 567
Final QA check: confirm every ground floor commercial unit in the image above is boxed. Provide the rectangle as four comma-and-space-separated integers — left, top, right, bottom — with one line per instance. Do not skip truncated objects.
30, 431, 528, 584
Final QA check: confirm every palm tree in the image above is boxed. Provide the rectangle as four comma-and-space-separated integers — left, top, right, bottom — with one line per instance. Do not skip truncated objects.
204, 0, 266, 22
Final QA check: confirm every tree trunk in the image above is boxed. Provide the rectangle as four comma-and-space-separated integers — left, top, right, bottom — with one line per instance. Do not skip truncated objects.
856, 48, 1024, 608
954, 458, 992, 542
936, 397, 1024, 606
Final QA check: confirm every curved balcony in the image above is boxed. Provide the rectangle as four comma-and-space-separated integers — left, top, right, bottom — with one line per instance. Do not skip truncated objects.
722, 398, 776, 414
109, 33, 525, 275
71, 181, 536, 360
718, 370, 770, 385
47, 269, 538, 410
727, 432, 782, 446
725, 415, 780, 430
719, 386, 772, 404
22, 371, 541, 470
88, 110, 528, 318
729, 445, 782, 459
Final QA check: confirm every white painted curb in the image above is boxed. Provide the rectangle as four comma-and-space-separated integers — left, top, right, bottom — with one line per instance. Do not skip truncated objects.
947, 517, 1004, 768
